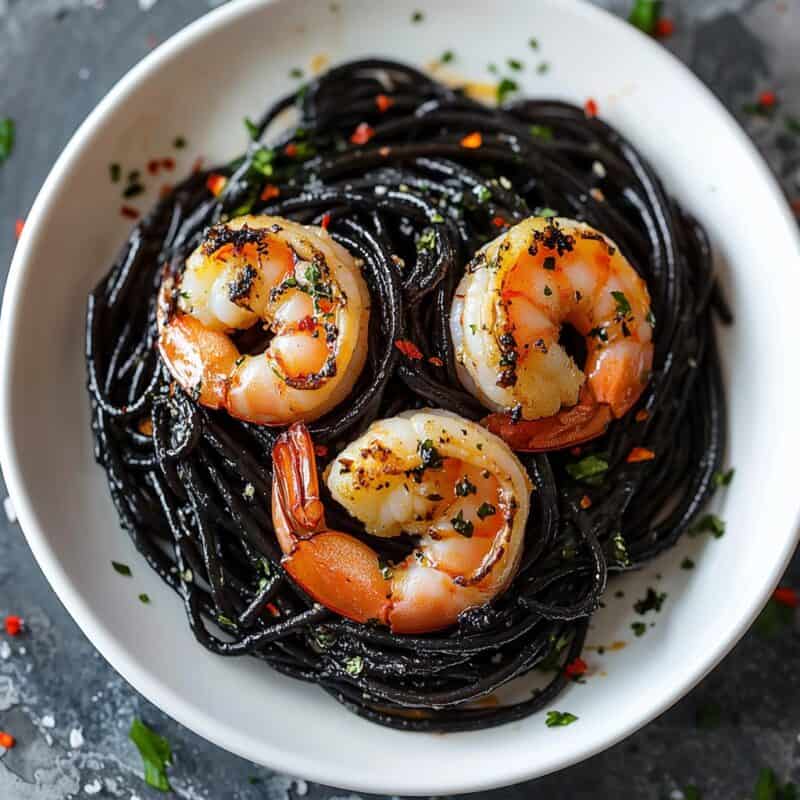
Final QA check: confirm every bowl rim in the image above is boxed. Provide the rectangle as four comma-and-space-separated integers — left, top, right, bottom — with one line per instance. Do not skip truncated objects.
2, 0, 800, 794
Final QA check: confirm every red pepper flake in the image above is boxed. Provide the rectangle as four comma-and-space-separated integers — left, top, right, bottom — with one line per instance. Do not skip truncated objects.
565, 657, 587, 678
580, 495, 592, 510
792, 199, 800, 218
428, 356, 444, 367
260, 183, 280, 201
161, 157, 176, 171
460, 131, 482, 149
584, 98, 599, 118
0, 732, 15, 749
773, 587, 798, 608
492, 216, 507, 228
147, 159, 160, 176
635, 409, 650, 422
375, 93, 394, 113
206, 173, 227, 197
14, 219, 25, 239
191, 156, 205, 174
350, 122, 375, 145
378, 146, 391, 157
4, 615, 22, 636
759, 90, 778, 109
320, 212, 331, 230
297, 315, 316, 332
654, 18, 675, 38
570, 446, 582, 457
284, 142, 298, 157
159, 184, 173, 199
627, 447, 655, 463
314, 444, 329, 458
265, 602, 280, 617
394, 339, 423, 360
146, 34, 159, 50
120, 205, 140, 220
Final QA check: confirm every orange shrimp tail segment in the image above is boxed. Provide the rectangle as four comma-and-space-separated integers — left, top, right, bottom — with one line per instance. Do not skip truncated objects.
483, 385, 613, 452
586, 341, 654, 419
271, 423, 391, 624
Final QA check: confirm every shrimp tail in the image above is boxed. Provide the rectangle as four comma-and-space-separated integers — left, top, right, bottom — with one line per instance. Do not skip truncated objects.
271, 423, 392, 624
483, 385, 613, 452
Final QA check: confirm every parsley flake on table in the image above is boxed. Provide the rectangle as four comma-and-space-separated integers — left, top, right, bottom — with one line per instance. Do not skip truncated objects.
129, 718, 173, 792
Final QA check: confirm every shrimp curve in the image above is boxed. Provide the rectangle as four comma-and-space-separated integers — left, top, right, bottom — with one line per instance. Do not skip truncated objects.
271, 410, 532, 634
157, 215, 370, 425
450, 216, 654, 451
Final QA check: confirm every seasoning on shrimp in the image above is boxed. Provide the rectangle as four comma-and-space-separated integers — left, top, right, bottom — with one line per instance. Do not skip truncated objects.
271, 410, 532, 634
157, 214, 370, 425
450, 216, 654, 451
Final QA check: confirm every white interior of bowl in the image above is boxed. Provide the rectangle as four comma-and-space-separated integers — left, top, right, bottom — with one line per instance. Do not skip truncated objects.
2, 0, 800, 794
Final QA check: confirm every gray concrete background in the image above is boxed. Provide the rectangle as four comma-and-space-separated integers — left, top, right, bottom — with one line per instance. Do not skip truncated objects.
1, 1, 799, 798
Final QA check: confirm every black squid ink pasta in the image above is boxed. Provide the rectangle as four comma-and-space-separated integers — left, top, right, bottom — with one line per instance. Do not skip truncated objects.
86, 59, 727, 732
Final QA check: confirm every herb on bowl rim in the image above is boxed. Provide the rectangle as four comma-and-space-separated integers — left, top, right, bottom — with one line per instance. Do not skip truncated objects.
112, 561, 132, 577
545, 710, 578, 727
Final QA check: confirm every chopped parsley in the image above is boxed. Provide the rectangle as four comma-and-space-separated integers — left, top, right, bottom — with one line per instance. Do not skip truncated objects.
173, 136, 187, 149
537, 62, 550, 74
344, 655, 364, 676
507, 58, 523, 71
112, 561, 132, 577
138, 593, 150, 604
418, 439, 443, 470
713, 468, 735, 488
250, 147, 276, 177
411, 9, 424, 22
611, 531, 631, 567
529, 124, 553, 141
545, 710, 578, 728
440, 49, 455, 63
589, 326, 609, 342
689, 514, 725, 539
0, 118, 14, 164
631, 621, 647, 637
477, 502, 497, 519
244, 117, 259, 140
455, 476, 477, 496
109, 162, 121, 183
451, 510, 474, 537
680, 557, 695, 570
474, 185, 492, 204
754, 597, 795, 638
430, 212, 445, 223
529, 37, 539, 50
611, 290, 631, 317
683, 786, 702, 800
535, 206, 558, 218
633, 587, 667, 614
566, 455, 608, 482
129, 718, 172, 792
416, 227, 436, 252
646, 309, 656, 327
289, 67, 304, 79
753, 768, 797, 800
497, 77, 519, 104
628, 0, 662, 35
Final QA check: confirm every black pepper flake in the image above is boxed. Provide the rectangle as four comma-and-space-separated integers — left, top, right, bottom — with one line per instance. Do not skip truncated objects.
542, 256, 556, 270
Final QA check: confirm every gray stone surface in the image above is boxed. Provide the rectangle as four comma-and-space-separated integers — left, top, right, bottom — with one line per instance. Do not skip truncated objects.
0, 1, 799, 798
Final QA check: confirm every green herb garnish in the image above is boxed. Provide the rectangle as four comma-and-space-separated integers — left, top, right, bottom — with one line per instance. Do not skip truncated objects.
474, 185, 491, 204
566, 455, 608, 482
529, 37, 539, 50
611, 532, 631, 567
681, 557, 695, 570
507, 58, 523, 71
477, 502, 496, 519
529, 124, 553, 141
545, 710, 578, 727
611, 290, 631, 317
112, 561, 132, 577
535, 206, 558, 218
250, 147, 276, 177
631, 621, 647, 637
754, 598, 795, 638
537, 62, 550, 74
455, 476, 477, 497
411, 10, 424, 22
109, 162, 121, 183
628, 0, 662, 35
138, 593, 150, 604
244, 117, 259, 140
418, 438, 443, 470
440, 50, 455, 63
451, 510, 474, 537
713, 468, 735, 488
289, 67, 304, 79
129, 718, 172, 792
753, 768, 797, 800
633, 587, 667, 614
0, 118, 15, 164
173, 136, 187, 149
345, 655, 364, 676
416, 227, 436, 252
786, 116, 800, 135
683, 786, 702, 800
497, 77, 519, 104
689, 514, 725, 539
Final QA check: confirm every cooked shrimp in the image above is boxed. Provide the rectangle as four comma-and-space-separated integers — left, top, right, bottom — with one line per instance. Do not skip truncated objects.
271, 410, 532, 634
157, 215, 370, 425
450, 216, 654, 451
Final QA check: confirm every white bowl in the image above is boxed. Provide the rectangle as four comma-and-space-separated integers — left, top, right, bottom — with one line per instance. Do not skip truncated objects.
2, 0, 799, 794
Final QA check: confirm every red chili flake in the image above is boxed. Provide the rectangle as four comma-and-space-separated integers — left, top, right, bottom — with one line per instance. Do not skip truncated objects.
627, 447, 655, 463
265, 602, 280, 617
146, 34, 159, 50
161, 157, 176, 171
4, 615, 22, 636
492, 216, 506, 228
460, 131, 482, 149
792, 199, 800, 218
0, 732, 15, 749
206, 173, 227, 197
635, 409, 650, 422
350, 122, 375, 145
584, 98, 599, 118
297, 315, 316, 332
394, 339, 423, 360
375, 93, 394, 113
120, 205, 140, 220
284, 142, 298, 157
314, 444, 329, 457
428, 356, 444, 367
14, 219, 25, 239
655, 18, 675, 38
580, 495, 592, 509
565, 657, 587, 678
378, 146, 391, 157
147, 159, 160, 176
260, 184, 280, 201
773, 587, 798, 608
320, 212, 331, 230
159, 184, 173, 199
192, 156, 205, 174
759, 90, 778, 108
570, 446, 582, 457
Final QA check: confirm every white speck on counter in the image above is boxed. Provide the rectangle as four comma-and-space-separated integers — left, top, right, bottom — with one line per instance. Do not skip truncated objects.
84, 779, 102, 796
138, 0, 158, 10
0, 641, 10, 660
3, 495, 17, 523
69, 727, 85, 748
41, 714, 55, 728
295, 778, 309, 796
78, 67, 90, 80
